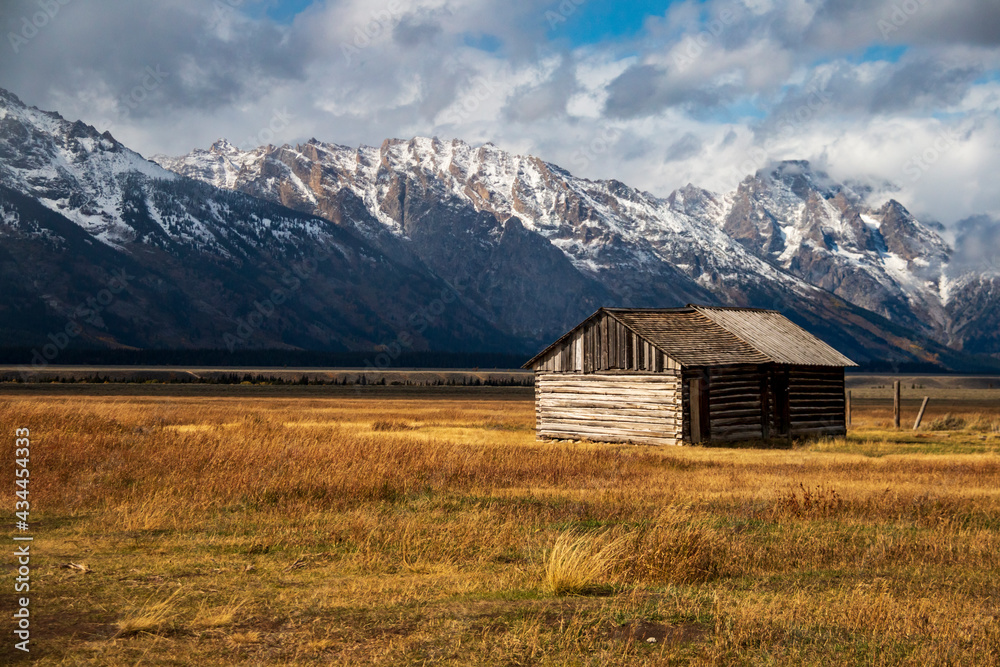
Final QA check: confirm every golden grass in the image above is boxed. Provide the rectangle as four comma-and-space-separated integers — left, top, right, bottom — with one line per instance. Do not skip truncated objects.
2, 386, 999, 665
543, 530, 625, 595
191, 597, 247, 630
114, 586, 185, 637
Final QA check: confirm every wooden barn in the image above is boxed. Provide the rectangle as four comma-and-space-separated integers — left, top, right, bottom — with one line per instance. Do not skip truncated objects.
523, 306, 857, 446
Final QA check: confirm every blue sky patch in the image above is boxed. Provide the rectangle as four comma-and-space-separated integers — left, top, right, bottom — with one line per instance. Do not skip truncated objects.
463, 32, 503, 53
262, 0, 315, 24
545, 0, 679, 45
859, 44, 908, 63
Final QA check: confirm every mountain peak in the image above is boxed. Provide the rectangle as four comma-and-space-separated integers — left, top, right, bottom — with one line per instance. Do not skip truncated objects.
0, 87, 26, 109
771, 158, 812, 172
210, 138, 240, 154
753, 159, 851, 202
878, 198, 910, 216
760, 159, 817, 182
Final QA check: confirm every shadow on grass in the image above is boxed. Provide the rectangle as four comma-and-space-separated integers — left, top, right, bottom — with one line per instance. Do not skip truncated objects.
552, 583, 621, 598
700, 437, 797, 450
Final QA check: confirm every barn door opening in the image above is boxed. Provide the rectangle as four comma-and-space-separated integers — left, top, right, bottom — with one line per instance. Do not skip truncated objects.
689, 378, 701, 443
773, 368, 790, 437
688, 375, 709, 443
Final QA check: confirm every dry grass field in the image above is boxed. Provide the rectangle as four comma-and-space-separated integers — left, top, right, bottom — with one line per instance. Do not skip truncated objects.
2, 382, 1000, 665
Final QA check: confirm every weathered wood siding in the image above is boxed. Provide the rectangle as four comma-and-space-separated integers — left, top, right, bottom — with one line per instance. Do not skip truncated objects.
682, 365, 769, 443
534, 312, 680, 373
708, 365, 768, 442
535, 372, 682, 446
786, 366, 846, 436
527, 308, 854, 446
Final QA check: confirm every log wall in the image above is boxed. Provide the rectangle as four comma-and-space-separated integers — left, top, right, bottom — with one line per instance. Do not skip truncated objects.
680, 364, 845, 443
535, 372, 682, 446
786, 366, 846, 437
530, 312, 847, 445
682, 365, 768, 443
534, 312, 680, 373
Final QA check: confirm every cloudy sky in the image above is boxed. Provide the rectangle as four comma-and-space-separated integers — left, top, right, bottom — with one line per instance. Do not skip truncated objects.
2, 0, 999, 225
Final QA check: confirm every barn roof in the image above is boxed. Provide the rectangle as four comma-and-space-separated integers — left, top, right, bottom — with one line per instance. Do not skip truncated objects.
608, 309, 771, 366
692, 306, 857, 367
523, 305, 857, 369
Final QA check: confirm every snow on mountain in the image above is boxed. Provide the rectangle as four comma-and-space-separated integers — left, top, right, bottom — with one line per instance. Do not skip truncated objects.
151, 132, 1000, 364
0, 88, 515, 353
159, 136, 819, 297
722, 161, 953, 339
0, 89, 176, 247
1, 84, 993, 364
0, 89, 361, 262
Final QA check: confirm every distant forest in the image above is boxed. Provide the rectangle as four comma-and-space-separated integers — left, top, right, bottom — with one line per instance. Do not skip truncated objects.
0, 347, 532, 370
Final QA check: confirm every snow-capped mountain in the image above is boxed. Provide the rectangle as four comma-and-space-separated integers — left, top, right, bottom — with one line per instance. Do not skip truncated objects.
0, 85, 994, 367
722, 160, 953, 341
0, 88, 513, 353
942, 214, 1000, 355
156, 135, 993, 366
156, 138, 828, 333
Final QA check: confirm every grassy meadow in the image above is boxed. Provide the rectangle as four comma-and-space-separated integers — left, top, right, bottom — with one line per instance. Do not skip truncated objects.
2, 382, 1000, 665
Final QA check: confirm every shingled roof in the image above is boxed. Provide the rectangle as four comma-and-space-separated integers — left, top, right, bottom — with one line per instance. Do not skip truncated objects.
607, 308, 771, 366
524, 305, 857, 369
692, 306, 856, 367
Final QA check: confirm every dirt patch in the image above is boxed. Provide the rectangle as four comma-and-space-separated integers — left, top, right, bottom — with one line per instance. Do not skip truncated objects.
606, 620, 708, 645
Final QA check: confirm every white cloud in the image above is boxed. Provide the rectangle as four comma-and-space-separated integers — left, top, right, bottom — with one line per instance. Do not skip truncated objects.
1, 0, 998, 224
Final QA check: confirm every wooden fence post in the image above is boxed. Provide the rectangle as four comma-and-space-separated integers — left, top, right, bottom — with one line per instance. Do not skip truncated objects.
913, 397, 930, 430
893, 380, 901, 428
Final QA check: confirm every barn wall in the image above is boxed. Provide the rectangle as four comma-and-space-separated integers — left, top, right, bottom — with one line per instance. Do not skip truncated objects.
534, 313, 679, 373
708, 365, 768, 442
786, 366, 846, 436
765, 366, 788, 438
682, 365, 768, 443
535, 372, 682, 446
680, 364, 847, 443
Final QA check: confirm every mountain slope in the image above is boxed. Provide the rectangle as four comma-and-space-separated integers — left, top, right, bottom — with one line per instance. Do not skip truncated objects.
0, 89, 516, 354
156, 136, 986, 366
1, 84, 993, 368
722, 161, 951, 341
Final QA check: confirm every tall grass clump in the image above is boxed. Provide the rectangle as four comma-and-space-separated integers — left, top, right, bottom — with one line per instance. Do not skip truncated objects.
965, 413, 1000, 433
622, 511, 726, 584
928, 413, 966, 430
191, 596, 247, 630
543, 530, 624, 595
115, 586, 185, 637
371, 419, 415, 432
